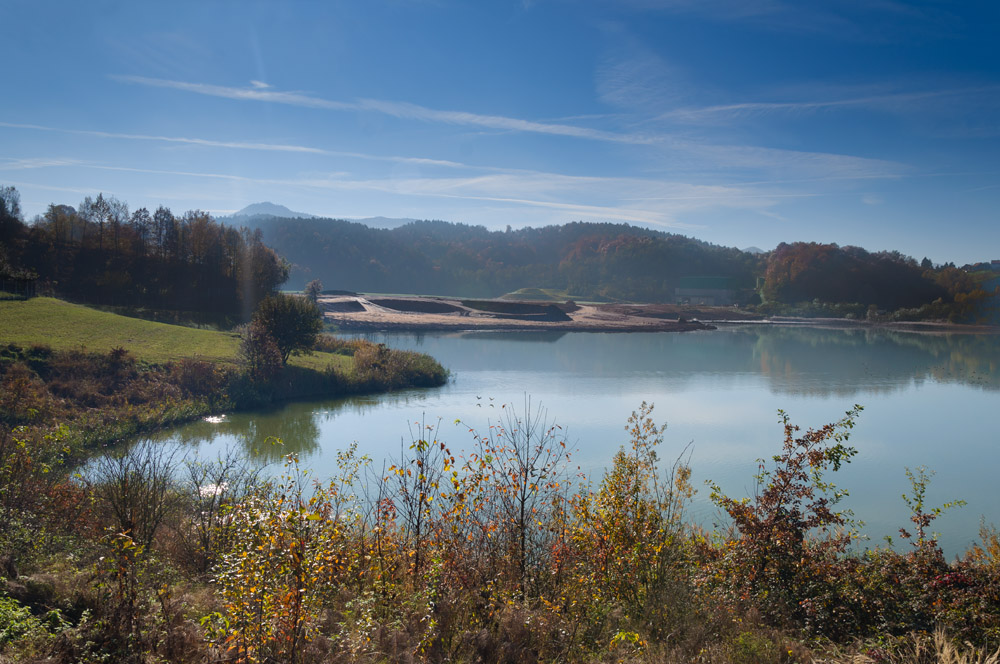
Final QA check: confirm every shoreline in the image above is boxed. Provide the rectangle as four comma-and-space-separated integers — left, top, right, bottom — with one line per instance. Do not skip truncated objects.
320, 294, 1000, 335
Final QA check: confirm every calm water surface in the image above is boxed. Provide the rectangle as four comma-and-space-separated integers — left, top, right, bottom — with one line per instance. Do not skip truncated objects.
155, 326, 1000, 557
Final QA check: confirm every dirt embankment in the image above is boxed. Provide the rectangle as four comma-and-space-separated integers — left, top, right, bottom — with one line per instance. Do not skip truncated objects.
319, 295, 720, 332
318, 295, 1000, 334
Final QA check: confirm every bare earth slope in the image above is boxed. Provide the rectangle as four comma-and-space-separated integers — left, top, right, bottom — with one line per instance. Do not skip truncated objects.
318, 295, 1000, 334
318, 295, 750, 332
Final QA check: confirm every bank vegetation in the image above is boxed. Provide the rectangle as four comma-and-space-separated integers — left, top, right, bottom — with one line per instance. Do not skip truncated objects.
1, 397, 999, 664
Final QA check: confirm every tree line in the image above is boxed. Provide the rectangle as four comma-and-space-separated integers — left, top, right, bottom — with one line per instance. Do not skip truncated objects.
763, 241, 1000, 322
4, 184, 996, 322
1, 187, 288, 319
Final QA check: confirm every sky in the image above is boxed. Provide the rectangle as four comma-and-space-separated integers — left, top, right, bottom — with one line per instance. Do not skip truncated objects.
2, 0, 999, 265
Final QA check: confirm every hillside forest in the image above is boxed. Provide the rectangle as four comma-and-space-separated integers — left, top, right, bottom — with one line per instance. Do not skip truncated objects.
237, 213, 1000, 323
2, 185, 999, 324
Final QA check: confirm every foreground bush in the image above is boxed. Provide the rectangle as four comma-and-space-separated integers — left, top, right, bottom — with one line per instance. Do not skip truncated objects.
3, 401, 1000, 663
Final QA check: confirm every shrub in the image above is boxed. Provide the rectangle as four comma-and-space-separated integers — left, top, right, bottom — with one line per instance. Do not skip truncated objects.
353, 341, 448, 391
171, 358, 224, 397
251, 293, 323, 364
237, 321, 283, 383
707, 406, 862, 628
87, 439, 181, 549
568, 402, 695, 637
0, 593, 47, 648
208, 448, 367, 664
179, 448, 264, 574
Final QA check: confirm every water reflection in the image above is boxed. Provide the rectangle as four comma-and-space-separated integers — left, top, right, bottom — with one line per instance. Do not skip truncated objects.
750, 328, 1000, 395
163, 326, 1000, 457
155, 326, 1000, 557
358, 326, 1000, 395
158, 389, 441, 461
151, 407, 319, 461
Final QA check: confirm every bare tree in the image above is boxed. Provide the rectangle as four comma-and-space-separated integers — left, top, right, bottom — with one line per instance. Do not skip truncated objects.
460, 398, 574, 596
388, 419, 451, 576
181, 447, 263, 573
88, 439, 180, 548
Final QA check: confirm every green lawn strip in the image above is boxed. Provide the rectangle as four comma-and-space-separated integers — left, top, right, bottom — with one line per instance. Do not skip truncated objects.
0, 298, 357, 374
0, 297, 240, 363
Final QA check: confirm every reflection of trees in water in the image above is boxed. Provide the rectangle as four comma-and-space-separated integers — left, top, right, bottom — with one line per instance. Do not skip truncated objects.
749, 327, 1000, 396
351, 327, 998, 396
236, 411, 322, 462
154, 327, 999, 455
163, 389, 438, 463
146, 420, 223, 446
160, 407, 321, 462
345, 331, 427, 346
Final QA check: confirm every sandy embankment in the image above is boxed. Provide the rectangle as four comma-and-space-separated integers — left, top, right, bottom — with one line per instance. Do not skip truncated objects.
318, 295, 732, 332
319, 295, 1000, 334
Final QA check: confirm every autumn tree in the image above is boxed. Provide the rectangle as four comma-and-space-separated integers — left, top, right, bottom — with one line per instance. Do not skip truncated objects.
458, 399, 573, 597
251, 293, 323, 364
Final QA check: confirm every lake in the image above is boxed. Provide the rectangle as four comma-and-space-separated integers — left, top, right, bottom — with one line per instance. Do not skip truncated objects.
155, 325, 1000, 558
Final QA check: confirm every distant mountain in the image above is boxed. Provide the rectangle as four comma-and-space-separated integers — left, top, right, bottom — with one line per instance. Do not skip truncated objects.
231, 202, 318, 219
226, 205, 415, 228
742, 246, 766, 255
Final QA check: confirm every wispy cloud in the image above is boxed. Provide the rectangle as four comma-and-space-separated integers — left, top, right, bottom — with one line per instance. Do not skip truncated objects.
3, 181, 105, 197
47, 160, 793, 228
0, 120, 473, 169
658, 86, 1000, 125
1, 116, 906, 184
112, 75, 659, 144
249, 80, 271, 89
596, 43, 692, 113
0, 157, 84, 170
681, 142, 907, 181
104, 76, 915, 180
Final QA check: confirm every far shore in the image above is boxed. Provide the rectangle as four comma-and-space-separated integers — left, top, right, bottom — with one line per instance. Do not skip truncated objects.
319, 294, 1000, 335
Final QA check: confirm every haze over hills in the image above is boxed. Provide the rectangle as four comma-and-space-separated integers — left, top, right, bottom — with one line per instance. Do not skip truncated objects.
229, 202, 318, 219
227, 203, 416, 230
238, 213, 764, 300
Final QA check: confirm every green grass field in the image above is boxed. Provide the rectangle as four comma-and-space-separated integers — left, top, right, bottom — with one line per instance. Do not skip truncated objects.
0, 297, 351, 371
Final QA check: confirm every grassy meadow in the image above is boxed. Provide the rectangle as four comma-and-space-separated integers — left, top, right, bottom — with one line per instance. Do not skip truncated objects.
0, 297, 444, 454
0, 297, 352, 371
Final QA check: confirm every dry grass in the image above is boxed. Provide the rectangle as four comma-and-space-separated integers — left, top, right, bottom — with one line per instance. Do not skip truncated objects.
827, 631, 1000, 664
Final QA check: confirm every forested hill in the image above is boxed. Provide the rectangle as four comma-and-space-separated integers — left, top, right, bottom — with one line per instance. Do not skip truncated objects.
2, 184, 995, 319
238, 214, 762, 301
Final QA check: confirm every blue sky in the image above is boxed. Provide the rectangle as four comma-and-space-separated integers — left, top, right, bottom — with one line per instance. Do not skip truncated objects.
2, 0, 998, 264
